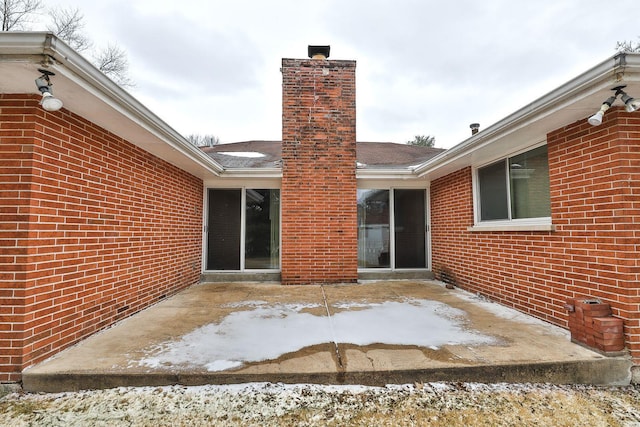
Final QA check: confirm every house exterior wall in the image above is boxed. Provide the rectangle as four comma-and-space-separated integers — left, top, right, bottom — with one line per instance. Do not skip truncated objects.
430, 108, 640, 364
0, 94, 203, 382
280, 57, 358, 284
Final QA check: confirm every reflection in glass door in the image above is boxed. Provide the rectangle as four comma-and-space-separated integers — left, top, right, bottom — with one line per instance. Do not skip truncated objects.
394, 189, 426, 268
207, 188, 280, 271
357, 189, 390, 268
206, 189, 241, 270
357, 188, 427, 269
245, 189, 280, 269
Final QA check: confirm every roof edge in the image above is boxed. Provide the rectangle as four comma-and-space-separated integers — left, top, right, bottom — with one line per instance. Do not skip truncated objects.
414, 53, 639, 178
1, 32, 224, 176
356, 168, 418, 180
219, 168, 282, 178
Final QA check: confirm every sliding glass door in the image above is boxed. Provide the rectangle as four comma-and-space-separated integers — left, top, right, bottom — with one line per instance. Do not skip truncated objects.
357, 190, 390, 268
394, 189, 426, 268
206, 188, 280, 271
207, 187, 424, 271
245, 189, 280, 269
207, 189, 241, 270
357, 188, 427, 269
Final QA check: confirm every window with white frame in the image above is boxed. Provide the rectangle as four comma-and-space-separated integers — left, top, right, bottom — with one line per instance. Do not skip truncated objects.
476, 145, 550, 224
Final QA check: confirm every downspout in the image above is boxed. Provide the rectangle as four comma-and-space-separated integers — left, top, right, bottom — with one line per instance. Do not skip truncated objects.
41, 32, 61, 67
613, 52, 627, 83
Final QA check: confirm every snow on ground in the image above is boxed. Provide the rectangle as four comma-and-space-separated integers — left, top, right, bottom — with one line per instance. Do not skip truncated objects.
454, 289, 569, 335
138, 298, 497, 371
2, 382, 639, 426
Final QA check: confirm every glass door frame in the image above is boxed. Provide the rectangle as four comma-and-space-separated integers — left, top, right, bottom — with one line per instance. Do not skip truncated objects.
357, 186, 431, 272
202, 184, 430, 273
203, 186, 282, 273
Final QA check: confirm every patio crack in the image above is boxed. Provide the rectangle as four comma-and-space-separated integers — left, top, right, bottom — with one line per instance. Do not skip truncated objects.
321, 285, 344, 370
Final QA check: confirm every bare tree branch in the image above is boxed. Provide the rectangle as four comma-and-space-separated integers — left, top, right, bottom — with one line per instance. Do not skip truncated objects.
616, 38, 640, 53
47, 7, 92, 52
2, 1, 135, 89
93, 43, 135, 88
187, 134, 220, 147
1, 0, 42, 31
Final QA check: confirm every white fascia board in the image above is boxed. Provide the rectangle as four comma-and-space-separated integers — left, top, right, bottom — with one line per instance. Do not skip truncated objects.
356, 168, 419, 180
0, 31, 55, 54
2, 32, 224, 176
221, 168, 422, 180
218, 168, 282, 179
220, 167, 421, 180
620, 52, 640, 77
413, 53, 639, 178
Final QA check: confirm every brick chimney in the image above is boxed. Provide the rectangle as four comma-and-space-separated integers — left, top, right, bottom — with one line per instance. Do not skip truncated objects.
280, 46, 358, 285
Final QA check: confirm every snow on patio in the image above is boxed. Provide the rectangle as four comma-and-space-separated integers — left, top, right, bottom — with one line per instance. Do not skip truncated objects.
138, 298, 498, 371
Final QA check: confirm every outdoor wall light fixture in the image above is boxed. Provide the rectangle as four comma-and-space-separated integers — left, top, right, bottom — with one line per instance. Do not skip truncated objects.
588, 95, 616, 126
588, 85, 640, 126
619, 89, 640, 113
35, 68, 63, 112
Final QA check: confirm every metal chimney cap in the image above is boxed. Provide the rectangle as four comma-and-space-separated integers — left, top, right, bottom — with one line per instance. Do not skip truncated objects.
308, 45, 330, 59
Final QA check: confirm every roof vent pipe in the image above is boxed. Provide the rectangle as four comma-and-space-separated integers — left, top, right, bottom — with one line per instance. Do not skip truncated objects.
308, 45, 330, 59
470, 123, 480, 135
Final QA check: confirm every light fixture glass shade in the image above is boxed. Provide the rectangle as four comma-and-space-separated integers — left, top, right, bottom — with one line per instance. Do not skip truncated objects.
588, 101, 612, 126
625, 99, 640, 113
588, 111, 604, 126
619, 93, 640, 112
40, 92, 63, 111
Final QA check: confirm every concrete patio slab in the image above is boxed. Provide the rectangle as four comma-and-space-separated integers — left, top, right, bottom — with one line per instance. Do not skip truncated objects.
22, 281, 632, 392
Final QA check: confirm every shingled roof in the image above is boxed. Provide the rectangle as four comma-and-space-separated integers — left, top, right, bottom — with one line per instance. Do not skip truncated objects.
202, 141, 444, 169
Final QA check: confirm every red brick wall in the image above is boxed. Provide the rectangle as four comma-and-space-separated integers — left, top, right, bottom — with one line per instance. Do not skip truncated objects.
431, 108, 640, 363
280, 58, 358, 284
0, 94, 203, 382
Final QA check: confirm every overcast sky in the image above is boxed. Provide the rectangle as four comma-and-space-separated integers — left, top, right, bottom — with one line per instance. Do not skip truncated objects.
37, 0, 640, 148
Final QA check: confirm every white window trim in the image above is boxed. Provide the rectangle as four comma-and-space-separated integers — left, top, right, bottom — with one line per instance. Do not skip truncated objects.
472, 142, 554, 232
468, 219, 555, 232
